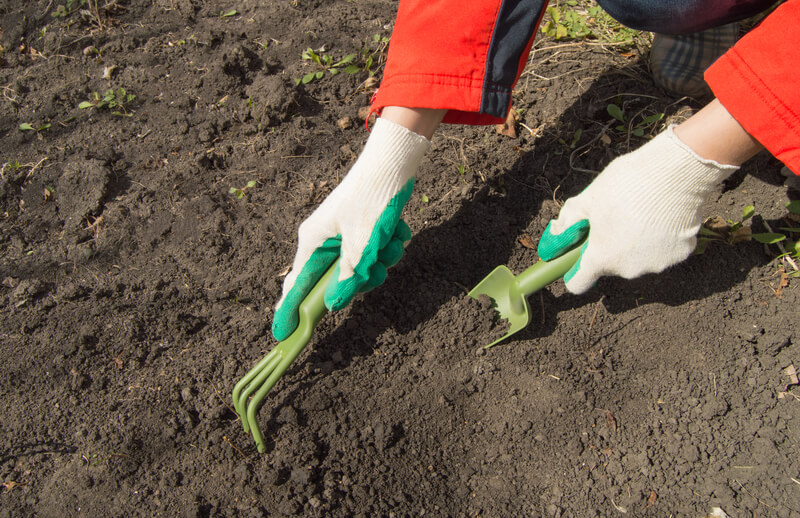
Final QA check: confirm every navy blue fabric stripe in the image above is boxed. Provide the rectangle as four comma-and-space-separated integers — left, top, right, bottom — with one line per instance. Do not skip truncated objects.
481, 0, 547, 118
597, 0, 777, 34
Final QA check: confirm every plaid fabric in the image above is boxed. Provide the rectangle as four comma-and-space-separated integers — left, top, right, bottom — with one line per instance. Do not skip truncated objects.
649, 23, 739, 98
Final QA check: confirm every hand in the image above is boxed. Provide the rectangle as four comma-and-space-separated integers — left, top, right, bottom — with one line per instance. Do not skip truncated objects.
537, 126, 739, 294
272, 118, 430, 341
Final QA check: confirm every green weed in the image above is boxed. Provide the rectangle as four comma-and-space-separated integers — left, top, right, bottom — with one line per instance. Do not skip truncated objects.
556, 128, 583, 154
79, 88, 135, 116
353, 34, 391, 77
755, 200, 800, 274
296, 48, 357, 85
51, 0, 87, 18
698, 202, 800, 275
541, 1, 641, 45
607, 103, 664, 138
19, 122, 52, 132
229, 180, 257, 199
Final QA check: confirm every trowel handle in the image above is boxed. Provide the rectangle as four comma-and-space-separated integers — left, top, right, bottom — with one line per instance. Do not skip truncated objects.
515, 239, 585, 297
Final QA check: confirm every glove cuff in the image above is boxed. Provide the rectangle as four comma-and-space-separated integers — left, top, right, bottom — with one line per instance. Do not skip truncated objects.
658, 125, 739, 189
623, 125, 739, 231
345, 117, 431, 201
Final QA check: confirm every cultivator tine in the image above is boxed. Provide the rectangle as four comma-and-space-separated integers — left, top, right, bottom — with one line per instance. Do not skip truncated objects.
245, 353, 300, 452
232, 263, 337, 453
232, 349, 282, 433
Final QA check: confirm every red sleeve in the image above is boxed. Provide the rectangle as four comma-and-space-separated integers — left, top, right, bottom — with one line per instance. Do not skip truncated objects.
705, 0, 800, 175
372, 0, 548, 126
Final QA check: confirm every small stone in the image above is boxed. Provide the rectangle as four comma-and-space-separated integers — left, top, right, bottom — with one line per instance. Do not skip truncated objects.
336, 117, 353, 130
357, 106, 372, 121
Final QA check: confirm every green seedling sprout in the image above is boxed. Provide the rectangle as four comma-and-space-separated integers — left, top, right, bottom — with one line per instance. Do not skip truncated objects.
353, 34, 391, 77
697, 202, 800, 275
607, 103, 664, 138
79, 88, 136, 116
696, 204, 755, 254
752, 200, 800, 275
220, 9, 237, 18
556, 128, 583, 154
19, 122, 51, 132
52, 0, 87, 18
229, 180, 257, 199
296, 48, 357, 85
541, 2, 642, 45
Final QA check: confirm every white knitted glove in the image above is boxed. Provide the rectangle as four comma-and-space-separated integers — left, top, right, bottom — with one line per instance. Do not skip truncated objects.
538, 126, 739, 294
272, 118, 430, 340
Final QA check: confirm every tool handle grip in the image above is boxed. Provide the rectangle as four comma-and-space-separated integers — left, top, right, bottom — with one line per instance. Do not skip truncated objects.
293, 261, 337, 336
515, 241, 584, 297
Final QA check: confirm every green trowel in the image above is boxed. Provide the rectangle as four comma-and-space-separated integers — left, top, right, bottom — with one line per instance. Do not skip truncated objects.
468, 239, 585, 348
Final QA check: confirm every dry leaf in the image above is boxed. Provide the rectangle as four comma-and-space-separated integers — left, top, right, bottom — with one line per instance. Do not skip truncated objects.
704, 216, 729, 235
364, 76, 379, 91
43, 187, 53, 202
646, 490, 657, 508
605, 409, 617, 433
600, 133, 612, 146
783, 364, 799, 387
2, 480, 19, 492
518, 234, 536, 250
729, 226, 751, 244
496, 109, 518, 138
774, 269, 789, 298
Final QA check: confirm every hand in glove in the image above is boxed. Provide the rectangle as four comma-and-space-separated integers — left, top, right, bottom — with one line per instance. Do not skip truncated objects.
537, 126, 738, 294
272, 118, 430, 340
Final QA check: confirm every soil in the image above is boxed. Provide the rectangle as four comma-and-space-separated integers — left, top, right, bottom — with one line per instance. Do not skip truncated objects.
1, 1, 799, 516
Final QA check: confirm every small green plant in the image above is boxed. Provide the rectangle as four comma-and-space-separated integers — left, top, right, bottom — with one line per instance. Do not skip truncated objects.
354, 34, 391, 77
607, 103, 664, 138
220, 9, 237, 18
541, 4, 592, 40
52, 0, 87, 18
697, 204, 755, 253
756, 200, 800, 274
79, 88, 135, 116
19, 122, 52, 132
556, 128, 583, 154
541, 2, 641, 44
229, 180, 257, 199
697, 202, 800, 274
296, 48, 357, 85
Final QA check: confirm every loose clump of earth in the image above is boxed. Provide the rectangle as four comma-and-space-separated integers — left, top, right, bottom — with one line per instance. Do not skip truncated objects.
1, 0, 798, 516
460, 293, 513, 347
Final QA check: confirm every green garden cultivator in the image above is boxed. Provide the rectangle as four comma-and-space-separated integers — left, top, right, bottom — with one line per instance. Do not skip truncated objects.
233, 263, 336, 452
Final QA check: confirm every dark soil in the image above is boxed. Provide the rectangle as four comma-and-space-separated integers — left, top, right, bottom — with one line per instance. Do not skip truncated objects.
1, 1, 798, 516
